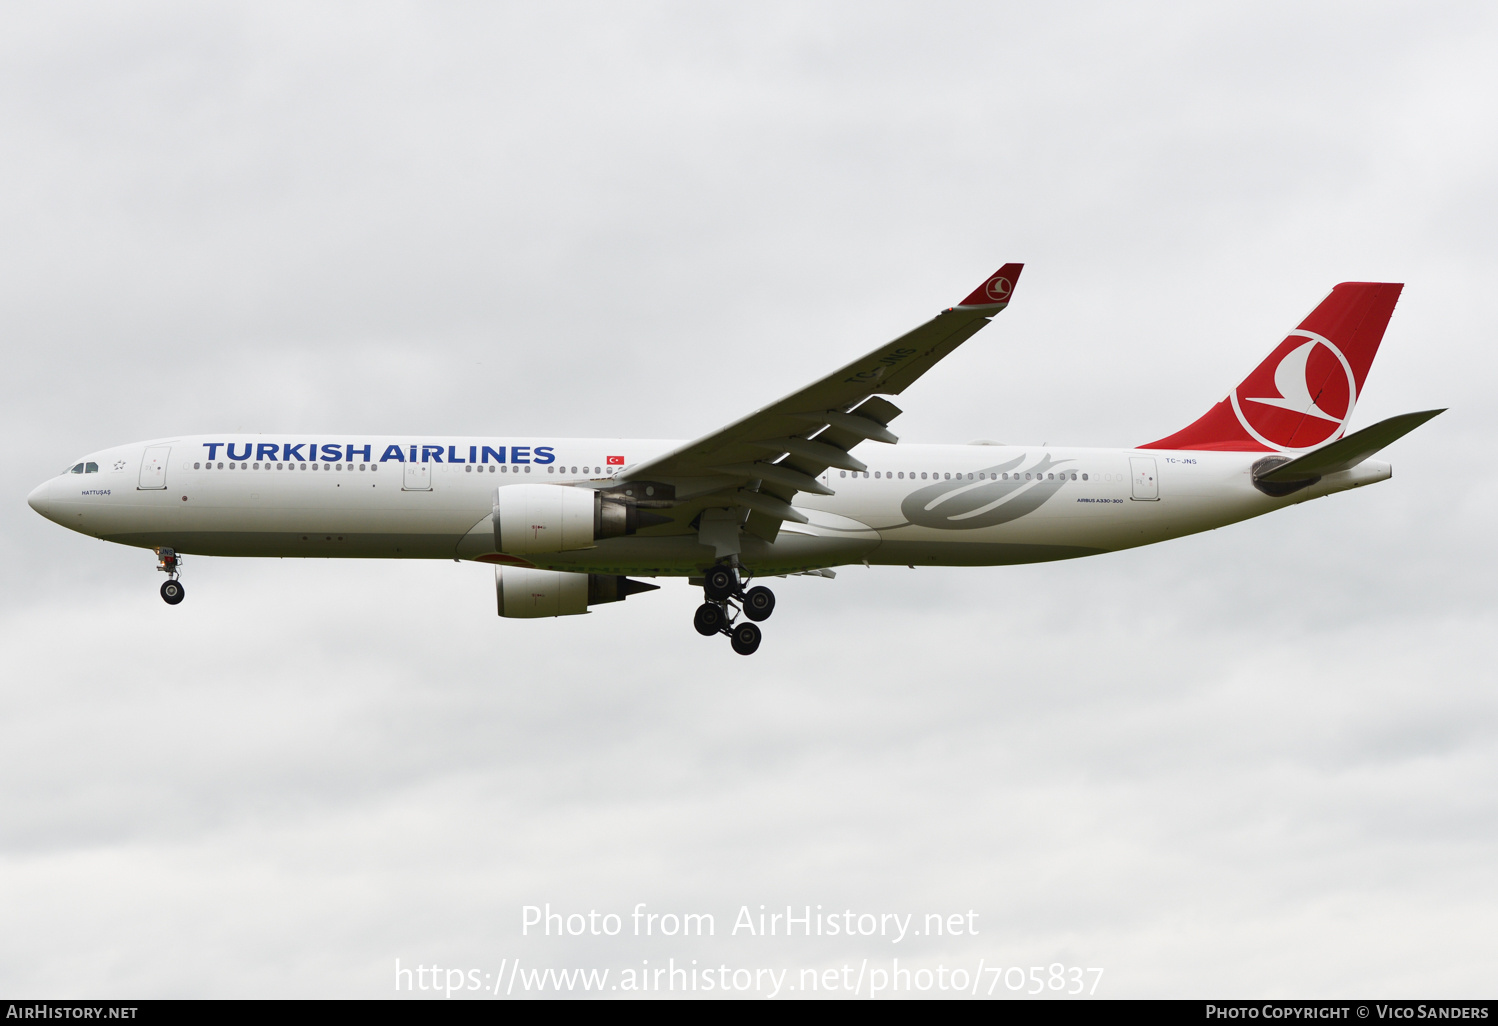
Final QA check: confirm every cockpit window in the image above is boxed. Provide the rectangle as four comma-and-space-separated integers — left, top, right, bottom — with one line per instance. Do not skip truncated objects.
85, 462, 98, 473
68, 463, 84, 474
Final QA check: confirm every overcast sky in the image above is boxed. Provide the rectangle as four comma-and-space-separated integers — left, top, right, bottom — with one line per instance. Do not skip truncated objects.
2, 0, 1495, 999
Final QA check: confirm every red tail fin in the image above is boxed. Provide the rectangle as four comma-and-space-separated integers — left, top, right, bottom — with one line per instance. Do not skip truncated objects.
1140, 282, 1404, 452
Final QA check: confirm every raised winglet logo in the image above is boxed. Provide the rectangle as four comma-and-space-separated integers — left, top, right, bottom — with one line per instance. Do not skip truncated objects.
1229, 330, 1357, 451
984, 277, 1012, 302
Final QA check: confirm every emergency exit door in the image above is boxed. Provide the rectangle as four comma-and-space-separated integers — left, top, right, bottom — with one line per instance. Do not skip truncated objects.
1129, 457, 1159, 500
403, 461, 431, 491
138, 446, 170, 490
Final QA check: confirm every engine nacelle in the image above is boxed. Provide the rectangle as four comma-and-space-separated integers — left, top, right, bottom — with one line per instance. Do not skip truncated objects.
492, 484, 638, 555
495, 567, 659, 618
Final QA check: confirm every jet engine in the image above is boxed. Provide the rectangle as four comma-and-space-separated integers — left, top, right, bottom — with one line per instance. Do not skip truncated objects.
495, 566, 659, 618
492, 484, 648, 555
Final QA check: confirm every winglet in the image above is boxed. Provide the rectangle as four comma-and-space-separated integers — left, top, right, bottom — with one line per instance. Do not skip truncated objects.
956, 263, 1024, 308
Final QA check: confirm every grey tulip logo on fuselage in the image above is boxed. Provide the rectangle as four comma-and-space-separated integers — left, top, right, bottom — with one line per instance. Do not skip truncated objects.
898, 454, 1074, 530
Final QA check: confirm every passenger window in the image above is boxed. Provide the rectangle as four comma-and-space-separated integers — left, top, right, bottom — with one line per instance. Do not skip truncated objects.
193, 462, 200, 470
943, 473, 950, 480
874, 472, 881, 479
1082, 473, 1088, 480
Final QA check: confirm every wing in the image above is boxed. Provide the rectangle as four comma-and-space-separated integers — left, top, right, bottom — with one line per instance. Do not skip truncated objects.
622, 264, 1024, 543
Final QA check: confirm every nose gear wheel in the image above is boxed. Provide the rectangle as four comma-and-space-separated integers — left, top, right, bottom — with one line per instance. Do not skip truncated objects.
154, 547, 185, 605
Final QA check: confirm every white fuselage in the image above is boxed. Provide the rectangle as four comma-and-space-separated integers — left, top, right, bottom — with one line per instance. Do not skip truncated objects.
27, 434, 1391, 576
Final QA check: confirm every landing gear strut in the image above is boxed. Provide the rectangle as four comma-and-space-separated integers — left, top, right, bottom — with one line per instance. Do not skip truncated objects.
156, 547, 185, 605
693, 564, 773, 655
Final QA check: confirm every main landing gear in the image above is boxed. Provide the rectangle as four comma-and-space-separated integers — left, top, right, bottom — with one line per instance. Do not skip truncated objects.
156, 547, 185, 605
693, 564, 775, 655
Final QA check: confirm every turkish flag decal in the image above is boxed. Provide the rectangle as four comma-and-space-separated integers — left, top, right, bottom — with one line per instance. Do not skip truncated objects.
606, 455, 625, 465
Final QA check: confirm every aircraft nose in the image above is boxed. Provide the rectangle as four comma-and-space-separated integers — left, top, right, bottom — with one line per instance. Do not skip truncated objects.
27, 479, 54, 518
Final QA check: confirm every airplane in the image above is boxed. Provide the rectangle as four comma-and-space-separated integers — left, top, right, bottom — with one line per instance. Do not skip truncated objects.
27, 265, 1442, 655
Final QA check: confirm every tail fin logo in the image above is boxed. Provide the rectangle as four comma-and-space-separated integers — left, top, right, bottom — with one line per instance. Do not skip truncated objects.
1229, 330, 1357, 451
984, 277, 1013, 301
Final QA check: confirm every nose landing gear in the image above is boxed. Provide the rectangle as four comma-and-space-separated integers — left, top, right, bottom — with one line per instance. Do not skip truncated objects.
693, 564, 773, 655
156, 547, 185, 605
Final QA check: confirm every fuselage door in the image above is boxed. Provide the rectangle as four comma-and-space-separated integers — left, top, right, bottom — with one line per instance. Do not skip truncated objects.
403, 461, 431, 491
138, 446, 171, 490
1129, 456, 1159, 501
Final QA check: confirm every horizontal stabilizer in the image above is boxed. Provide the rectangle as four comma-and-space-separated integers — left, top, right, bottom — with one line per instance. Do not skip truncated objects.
1256, 409, 1445, 482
